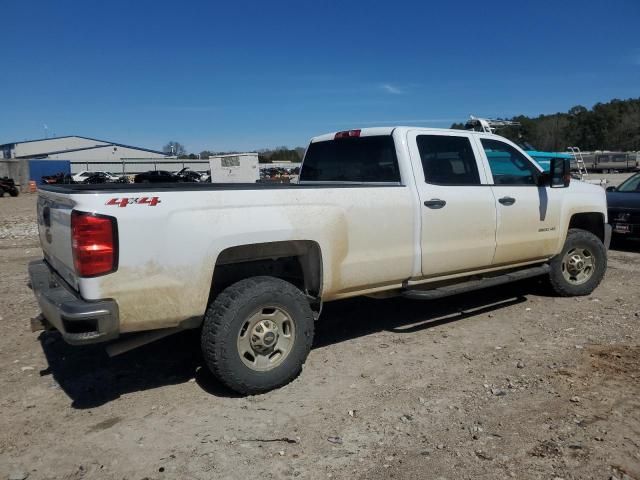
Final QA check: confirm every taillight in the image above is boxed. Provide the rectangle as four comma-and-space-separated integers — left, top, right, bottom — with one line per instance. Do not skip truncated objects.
334, 129, 361, 139
71, 211, 118, 277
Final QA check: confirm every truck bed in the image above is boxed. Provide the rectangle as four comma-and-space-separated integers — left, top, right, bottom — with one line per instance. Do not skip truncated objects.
38, 182, 399, 194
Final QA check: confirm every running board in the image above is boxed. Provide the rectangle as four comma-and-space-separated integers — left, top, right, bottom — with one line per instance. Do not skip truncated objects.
402, 264, 550, 300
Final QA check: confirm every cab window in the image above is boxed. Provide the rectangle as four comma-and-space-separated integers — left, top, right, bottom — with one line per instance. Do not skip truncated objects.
481, 139, 539, 186
300, 136, 400, 183
417, 135, 481, 186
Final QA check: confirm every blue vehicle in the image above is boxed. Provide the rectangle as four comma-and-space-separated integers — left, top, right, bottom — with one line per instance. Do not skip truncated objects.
525, 150, 573, 172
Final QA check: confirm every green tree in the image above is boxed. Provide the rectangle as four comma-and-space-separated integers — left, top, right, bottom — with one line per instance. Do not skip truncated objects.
455, 98, 640, 151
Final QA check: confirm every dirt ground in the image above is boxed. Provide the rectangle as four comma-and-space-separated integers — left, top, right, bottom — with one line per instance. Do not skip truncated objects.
1, 187, 639, 480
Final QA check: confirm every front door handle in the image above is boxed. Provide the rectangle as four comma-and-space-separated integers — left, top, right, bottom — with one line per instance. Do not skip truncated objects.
424, 198, 446, 209
498, 196, 516, 206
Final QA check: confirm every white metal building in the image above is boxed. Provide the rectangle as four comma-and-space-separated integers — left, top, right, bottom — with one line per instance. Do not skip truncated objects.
0, 135, 167, 162
209, 153, 259, 183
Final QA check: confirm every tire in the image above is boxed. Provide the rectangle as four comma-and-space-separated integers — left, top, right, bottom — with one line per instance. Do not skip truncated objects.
548, 228, 607, 296
201, 276, 315, 395
9, 187, 18, 197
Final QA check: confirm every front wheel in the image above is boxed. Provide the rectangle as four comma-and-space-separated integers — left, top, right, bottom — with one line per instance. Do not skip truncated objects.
548, 228, 607, 296
201, 276, 315, 394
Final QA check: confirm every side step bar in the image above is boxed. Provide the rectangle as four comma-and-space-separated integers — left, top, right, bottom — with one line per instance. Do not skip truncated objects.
402, 264, 550, 300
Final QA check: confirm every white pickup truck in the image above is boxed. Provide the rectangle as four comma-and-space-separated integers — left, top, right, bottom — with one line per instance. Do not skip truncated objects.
29, 127, 611, 394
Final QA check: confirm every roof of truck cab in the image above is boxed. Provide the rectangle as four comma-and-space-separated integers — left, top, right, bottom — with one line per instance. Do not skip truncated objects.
310, 126, 493, 142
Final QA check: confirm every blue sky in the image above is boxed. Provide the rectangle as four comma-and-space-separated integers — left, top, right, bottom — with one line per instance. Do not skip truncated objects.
1, 0, 639, 152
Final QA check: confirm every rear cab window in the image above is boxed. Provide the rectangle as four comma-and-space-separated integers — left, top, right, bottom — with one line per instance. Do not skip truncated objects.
300, 135, 400, 183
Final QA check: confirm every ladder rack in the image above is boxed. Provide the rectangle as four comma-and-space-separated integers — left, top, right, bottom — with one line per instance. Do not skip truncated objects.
465, 115, 521, 134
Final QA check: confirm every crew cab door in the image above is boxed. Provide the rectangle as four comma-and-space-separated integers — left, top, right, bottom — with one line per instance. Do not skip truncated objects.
475, 136, 562, 264
407, 130, 497, 277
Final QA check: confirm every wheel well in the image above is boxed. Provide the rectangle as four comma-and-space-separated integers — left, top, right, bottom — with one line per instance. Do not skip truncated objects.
209, 240, 322, 307
568, 212, 605, 242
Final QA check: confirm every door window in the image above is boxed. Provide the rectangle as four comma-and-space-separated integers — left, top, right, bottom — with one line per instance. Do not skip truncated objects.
481, 139, 540, 185
417, 135, 480, 185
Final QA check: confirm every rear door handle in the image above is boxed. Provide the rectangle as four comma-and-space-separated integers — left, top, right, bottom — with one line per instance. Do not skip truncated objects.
424, 199, 446, 209
498, 196, 516, 206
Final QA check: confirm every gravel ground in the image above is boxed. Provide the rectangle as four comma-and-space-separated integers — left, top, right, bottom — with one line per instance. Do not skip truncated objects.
0, 188, 639, 480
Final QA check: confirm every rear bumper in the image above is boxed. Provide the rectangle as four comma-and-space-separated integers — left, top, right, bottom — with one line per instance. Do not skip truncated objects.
28, 260, 119, 345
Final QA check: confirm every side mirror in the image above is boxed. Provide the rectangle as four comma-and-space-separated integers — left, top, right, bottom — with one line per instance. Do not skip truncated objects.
606, 186, 617, 192
550, 158, 571, 188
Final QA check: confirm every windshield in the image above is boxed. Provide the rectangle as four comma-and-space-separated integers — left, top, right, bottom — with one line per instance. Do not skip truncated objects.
616, 173, 640, 192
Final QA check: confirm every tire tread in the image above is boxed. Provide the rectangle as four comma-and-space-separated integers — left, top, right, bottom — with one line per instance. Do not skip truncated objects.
548, 228, 606, 297
201, 276, 314, 395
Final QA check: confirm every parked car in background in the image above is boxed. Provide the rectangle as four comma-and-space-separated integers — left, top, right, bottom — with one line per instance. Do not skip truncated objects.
134, 168, 203, 183
41, 173, 75, 185
72, 171, 121, 183
79, 172, 113, 184
607, 172, 640, 237
175, 167, 203, 182
133, 170, 178, 183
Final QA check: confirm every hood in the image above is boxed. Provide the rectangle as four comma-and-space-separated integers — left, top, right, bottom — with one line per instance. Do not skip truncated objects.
568, 179, 605, 195
607, 191, 640, 210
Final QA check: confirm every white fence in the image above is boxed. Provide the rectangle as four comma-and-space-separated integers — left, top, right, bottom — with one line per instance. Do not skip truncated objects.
70, 159, 302, 175
70, 159, 210, 175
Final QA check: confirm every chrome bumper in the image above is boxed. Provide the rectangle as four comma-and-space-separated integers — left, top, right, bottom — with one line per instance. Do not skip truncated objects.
28, 260, 119, 345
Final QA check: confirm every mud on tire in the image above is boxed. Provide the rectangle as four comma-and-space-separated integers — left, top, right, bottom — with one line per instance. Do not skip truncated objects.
548, 228, 607, 297
201, 276, 315, 395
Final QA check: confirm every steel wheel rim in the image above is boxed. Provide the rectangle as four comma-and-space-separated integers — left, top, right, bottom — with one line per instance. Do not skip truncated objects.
561, 247, 595, 285
237, 306, 296, 372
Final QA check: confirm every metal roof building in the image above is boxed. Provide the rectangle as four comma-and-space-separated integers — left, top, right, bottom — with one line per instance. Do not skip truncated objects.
0, 135, 167, 161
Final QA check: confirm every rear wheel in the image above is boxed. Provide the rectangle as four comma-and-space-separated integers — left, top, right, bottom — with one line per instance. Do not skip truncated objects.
548, 228, 606, 296
201, 276, 315, 394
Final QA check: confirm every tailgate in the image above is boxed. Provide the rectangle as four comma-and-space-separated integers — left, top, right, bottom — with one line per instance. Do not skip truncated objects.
37, 191, 79, 290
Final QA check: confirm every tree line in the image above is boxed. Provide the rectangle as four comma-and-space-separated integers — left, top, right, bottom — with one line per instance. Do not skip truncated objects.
450, 97, 640, 152
163, 142, 304, 163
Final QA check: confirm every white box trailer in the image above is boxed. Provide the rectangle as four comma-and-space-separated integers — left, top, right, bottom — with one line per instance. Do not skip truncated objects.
209, 153, 259, 183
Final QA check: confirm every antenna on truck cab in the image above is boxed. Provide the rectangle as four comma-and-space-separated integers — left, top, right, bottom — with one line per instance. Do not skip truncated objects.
465, 116, 520, 134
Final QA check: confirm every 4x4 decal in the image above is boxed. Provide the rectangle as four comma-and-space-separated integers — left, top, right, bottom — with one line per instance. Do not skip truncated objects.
105, 197, 161, 207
